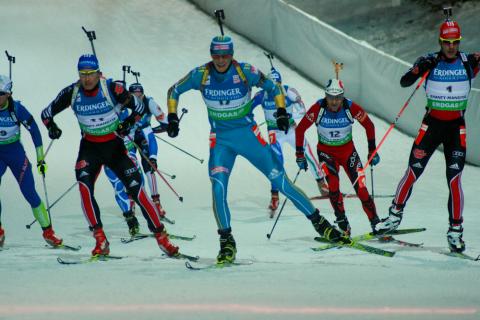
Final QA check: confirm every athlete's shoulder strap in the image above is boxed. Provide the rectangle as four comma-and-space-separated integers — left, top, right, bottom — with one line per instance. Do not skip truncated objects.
343, 98, 354, 124
70, 81, 81, 108
315, 99, 327, 125
459, 52, 472, 83
232, 60, 248, 87
9, 100, 32, 129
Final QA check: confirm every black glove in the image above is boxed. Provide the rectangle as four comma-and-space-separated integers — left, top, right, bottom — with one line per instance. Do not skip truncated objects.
116, 121, 132, 137
47, 121, 62, 140
275, 108, 290, 134
148, 158, 157, 172
167, 113, 179, 138
415, 56, 437, 74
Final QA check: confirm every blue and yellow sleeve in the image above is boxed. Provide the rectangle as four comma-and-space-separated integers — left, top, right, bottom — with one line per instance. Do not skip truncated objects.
167, 66, 205, 114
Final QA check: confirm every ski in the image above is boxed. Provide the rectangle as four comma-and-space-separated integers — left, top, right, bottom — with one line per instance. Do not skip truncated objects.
314, 235, 423, 248
376, 236, 423, 247
120, 233, 196, 244
46, 243, 82, 251
57, 254, 123, 265
439, 251, 480, 261
310, 193, 395, 200
185, 260, 254, 270
166, 252, 200, 262
312, 228, 426, 252
312, 240, 395, 257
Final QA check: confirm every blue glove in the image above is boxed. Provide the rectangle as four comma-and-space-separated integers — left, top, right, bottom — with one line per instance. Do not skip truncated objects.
296, 150, 308, 171
368, 151, 380, 166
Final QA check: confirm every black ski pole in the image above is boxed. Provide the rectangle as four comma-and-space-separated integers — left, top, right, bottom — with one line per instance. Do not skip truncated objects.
264, 52, 274, 69
120, 133, 184, 202
266, 168, 302, 239
158, 169, 176, 179
370, 166, 375, 199
155, 136, 204, 164
81, 26, 97, 56
214, 9, 225, 35
5, 51, 15, 79
26, 181, 79, 229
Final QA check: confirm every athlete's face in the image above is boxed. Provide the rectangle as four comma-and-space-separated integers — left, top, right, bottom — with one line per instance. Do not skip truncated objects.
440, 39, 460, 59
211, 54, 233, 73
0, 92, 10, 107
79, 70, 101, 90
132, 91, 144, 99
326, 94, 343, 111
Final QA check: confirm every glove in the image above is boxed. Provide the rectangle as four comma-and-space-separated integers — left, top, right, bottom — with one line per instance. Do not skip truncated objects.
47, 121, 62, 140
415, 56, 437, 74
167, 113, 179, 138
296, 148, 308, 171
37, 160, 48, 175
368, 151, 380, 166
275, 108, 290, 134
116, 121, 132, 137
149, 158, 157, 172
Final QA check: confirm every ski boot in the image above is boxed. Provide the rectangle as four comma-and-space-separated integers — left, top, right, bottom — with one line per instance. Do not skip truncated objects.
155, 230, 179, 256
447, 225, 465, 253
217, 231, 237, 264
123, 210, 140, 236
334, 215, 351, 236
0, 226, 4, 247
309, 209, 348, 243
152, 194, 166, 217
316, 178, 329, 196
268, 191, 279, 211
369, 216, 380, 233
374, 205, 403, 234
92, 227, 110, 256
42, 226, 63, 247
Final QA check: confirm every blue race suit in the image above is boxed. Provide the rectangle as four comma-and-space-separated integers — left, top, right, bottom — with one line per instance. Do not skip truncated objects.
252, 85, 324, 193
0, 98, 51, 228
168, 60, 316, 231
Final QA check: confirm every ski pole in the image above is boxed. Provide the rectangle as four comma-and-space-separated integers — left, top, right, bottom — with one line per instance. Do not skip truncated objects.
40, 170, 52, 226
81, 26, 97, 56
266, 168, 302, 239
351, 70, 431, 190
158, 169, 176, 179
5, 51, 15, 79
155, 107, 204, 163
370, 166, 375, 199
126, 136, 183, 202
26, 181, 79, 229
154, 136, 204, 164
43, 139, 54, 160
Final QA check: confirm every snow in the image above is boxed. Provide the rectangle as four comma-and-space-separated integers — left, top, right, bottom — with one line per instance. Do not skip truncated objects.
0, 1, 479, 319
